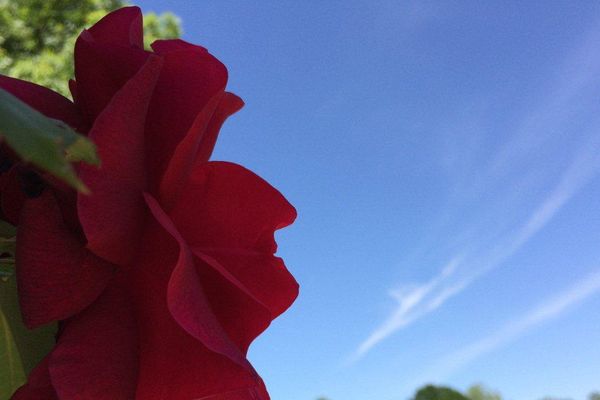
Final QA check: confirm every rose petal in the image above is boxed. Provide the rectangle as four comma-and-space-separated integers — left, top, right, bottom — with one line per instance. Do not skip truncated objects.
78, 55, 162, 266
49, 273, 138, 399
158, 92, 222, 210
0, 75, 83, 132
133, 204, 267, 399
192, 251, 274, 353
44, 179, 84, 240
171, 162, 297, 253
151, 38, 208, 54
195, 92, 245, 164
159, 92, 243, 210
143, 193, 250, 368
145, 48, 228, 188
10, 357, 58, 400
73, 35, 149, 123
194, 250, 298, 325
168, 162, 298, 349
16, 191, 113, 328
87, 6, 143, 48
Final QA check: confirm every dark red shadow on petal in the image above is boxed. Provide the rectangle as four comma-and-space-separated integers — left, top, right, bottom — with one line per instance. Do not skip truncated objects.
144, 193, 250, 369
48, 273, 138, 400
10, 357, 58, 400
144, 47, 228, 189
167, 161, 298, 350
159, 91, 243, 210
73, 33, 149, 124
17, 191, 114, 328
194, 250, 298, 326
78, 55, 162, 267
87, 6, 143, 48
1, 166, 26, 225
192, 251, 273, 354
158, 92, 223, 210
134, 197, 265, 399
171, 161, 297, 254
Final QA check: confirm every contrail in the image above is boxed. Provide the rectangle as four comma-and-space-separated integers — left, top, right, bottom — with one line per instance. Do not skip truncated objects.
353, 257, 461, 359
421, 267, 600, 380
353, 138, 600, 360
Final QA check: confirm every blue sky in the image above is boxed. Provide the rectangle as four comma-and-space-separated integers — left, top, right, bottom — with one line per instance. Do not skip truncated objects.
134, 2, 600, 399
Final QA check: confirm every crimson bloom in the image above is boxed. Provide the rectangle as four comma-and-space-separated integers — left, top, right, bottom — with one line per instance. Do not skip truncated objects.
3, 7, 298, 400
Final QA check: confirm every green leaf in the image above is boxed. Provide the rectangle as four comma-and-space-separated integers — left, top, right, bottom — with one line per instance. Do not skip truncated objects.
65, 134, 100, 165
0, 223, 55, 395
0, 88, 99, 193
0, 237, 15, 255
0, 258, 15, 282
0, 221, 16, 282
0, 276, 57, 382
0, 220, 16, 238
0, 307, 26, 399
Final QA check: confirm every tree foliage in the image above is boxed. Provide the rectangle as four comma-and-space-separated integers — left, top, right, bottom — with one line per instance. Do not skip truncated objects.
0, 0, 181, 96
317, 386, 600, 400
467, 384, 502, 400
414, 384, 470, 400
538, 397, 573, 400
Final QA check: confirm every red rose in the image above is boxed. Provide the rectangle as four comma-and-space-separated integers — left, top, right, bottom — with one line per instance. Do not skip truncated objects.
3, 7, 298, 400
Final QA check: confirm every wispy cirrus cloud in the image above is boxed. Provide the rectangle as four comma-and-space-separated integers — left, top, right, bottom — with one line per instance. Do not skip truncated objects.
488, 21, 600, 178
352, 256, 462, 359
352, 140, 600, 361
419, 267, 600, 381
351, 18, 600, 358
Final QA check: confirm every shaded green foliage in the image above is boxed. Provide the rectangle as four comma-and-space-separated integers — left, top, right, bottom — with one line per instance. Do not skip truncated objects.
0, 88, 99, 191
414, 384, 470, 400
0, 221, 15, 281
538, 397, 573, 400
317, 385, 600, 400
0, 275, 57, 396
467, 384, 502, 400
0, 0, 181, 96
142, 10, 181, 49
0, 308, 26, 400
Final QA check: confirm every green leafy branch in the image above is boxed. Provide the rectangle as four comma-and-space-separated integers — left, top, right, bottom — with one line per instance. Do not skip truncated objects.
0, 88, 99, 193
